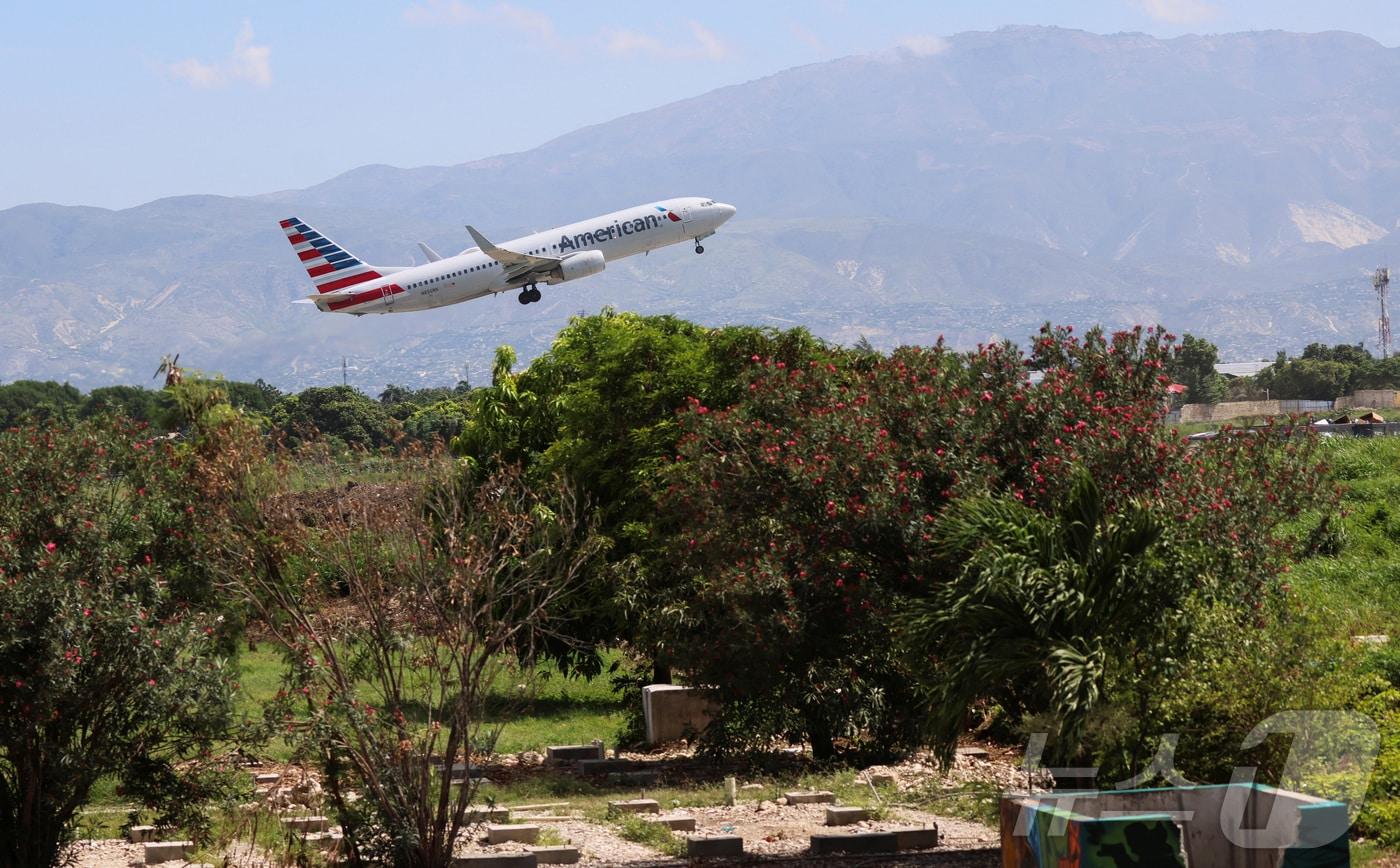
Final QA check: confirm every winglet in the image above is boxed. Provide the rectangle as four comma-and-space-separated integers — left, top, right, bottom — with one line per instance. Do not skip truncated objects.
418, 241, 443, 263
465, 225, 501, 256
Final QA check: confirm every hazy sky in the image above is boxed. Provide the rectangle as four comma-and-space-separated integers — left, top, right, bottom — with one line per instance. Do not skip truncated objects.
4, 0, 1398, 211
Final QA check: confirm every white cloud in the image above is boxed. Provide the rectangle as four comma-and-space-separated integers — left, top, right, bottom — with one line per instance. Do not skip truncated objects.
894, 35, 948, 57
403, 1, 558, 43
603, 20, 732, 61
1136, 0, 1221, 25
167, 20, 272, 88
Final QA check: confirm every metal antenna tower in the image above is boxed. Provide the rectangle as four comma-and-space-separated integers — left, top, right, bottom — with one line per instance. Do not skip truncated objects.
1374, 268, 1392, 360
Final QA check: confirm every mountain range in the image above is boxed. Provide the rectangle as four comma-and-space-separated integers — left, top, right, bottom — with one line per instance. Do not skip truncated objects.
5, 25, 1400, 390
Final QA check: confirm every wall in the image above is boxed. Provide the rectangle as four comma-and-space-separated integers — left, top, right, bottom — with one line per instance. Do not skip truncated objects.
1179, 401, 1282, 423
1336, 391, 1400, 411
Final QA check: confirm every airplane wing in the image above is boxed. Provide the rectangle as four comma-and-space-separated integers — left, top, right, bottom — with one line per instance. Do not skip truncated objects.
465, 225, 560, 282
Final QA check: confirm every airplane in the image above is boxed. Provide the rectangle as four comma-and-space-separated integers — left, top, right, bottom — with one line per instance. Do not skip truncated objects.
279, 197, 736, 315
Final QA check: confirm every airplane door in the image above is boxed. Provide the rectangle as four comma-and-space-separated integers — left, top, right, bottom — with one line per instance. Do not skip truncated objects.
382, 285, 396, 312
679, 203, 694, 234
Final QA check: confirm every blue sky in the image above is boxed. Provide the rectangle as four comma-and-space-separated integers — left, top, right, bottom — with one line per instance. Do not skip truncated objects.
3, 0, 1397, 211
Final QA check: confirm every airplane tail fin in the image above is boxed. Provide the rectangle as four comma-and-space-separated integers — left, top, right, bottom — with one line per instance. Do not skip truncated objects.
279, 217, 383, 293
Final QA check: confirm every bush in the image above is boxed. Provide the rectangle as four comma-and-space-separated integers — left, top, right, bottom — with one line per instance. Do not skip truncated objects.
0, 417, 236, 866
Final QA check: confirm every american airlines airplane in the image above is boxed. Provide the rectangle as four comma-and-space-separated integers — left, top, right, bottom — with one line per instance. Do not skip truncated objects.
279, 197, 736, 315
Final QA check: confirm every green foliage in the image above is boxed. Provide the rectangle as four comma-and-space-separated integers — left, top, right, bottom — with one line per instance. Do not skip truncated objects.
452, 309, 829, 676
900, 471, 1194, 765
0, 380, 82, 428
656, 324, 1329, 760
1166, 333, 1225, 405
270, 385, 399, 450
0, 418, 237, 865
611, 813, 685, 856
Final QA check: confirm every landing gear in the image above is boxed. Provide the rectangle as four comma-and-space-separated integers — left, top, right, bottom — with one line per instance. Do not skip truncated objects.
517, 283, 542, 305
694, 242, 705, 254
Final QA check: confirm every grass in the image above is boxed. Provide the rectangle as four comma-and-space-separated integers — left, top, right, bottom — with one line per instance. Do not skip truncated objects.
611, 813, 686, 857
233, 644, 629, 762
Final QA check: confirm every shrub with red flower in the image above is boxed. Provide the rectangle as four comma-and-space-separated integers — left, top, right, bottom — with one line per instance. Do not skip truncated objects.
0, 417, 235, 864
654, 324, 1329, 759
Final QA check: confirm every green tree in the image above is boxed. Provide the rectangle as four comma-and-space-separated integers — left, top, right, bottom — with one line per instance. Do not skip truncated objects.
79, 385, 162, 426
0, 381, 82, 428
898, 470, 1192, 766
1263, 358, 1353, 401
270, 386, 398, 449
453, 310, 828, 678
656, 325, 1330, 759
1166, 334, 1225, 405
0, 418, 236, 866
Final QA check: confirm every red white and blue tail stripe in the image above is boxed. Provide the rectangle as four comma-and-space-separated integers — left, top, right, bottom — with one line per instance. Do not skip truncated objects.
279, 217, 382, 293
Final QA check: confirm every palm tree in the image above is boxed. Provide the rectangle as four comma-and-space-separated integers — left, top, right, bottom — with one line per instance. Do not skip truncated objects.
900, 470, 1190, 768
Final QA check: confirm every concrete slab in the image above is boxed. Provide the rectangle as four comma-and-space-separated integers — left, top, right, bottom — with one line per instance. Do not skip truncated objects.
687, 835, 744, 858
144, 841, 194, 864
784, 790, 836, 804
577, 758, 637, 775
545, 744, 604, 762
809, 832, 899, 855
451, 855, 538, 868
528, 846, 581, 865
487, 823, 541, 844
301, 831, 342, 850
956, 746, 989, 759
825, 806, 870, 825
608, 798, 660, 815
465, 808, 512, 823
281, 815, 331, 832
648, 815, 697, 831
894, 827, 939, 851
253, 772, 280, 786
127, 825, 158, 843
641, 684, 716, 745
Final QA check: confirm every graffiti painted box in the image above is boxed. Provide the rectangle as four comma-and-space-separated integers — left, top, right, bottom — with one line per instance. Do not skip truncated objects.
1000, 783, 1349, 868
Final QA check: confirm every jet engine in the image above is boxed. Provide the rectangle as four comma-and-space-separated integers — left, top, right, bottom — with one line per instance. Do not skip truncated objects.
548, 250, 606, 284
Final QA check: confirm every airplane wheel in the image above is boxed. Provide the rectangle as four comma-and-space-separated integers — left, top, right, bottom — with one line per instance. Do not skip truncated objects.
527, 287, 542, 303
517, 292, 530, 305
695, 245, 705, 254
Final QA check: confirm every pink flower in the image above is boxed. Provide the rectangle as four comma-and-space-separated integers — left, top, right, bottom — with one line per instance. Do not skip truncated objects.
44, 542, 56, 553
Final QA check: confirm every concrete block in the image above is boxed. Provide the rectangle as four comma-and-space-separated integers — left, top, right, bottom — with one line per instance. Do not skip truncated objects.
809, 832, 899, 855
301, 831, 343, 850
687, 836, 743, 858
545, 744, 604, 762
508, 802, 571, 813
127, 825, 158, 843
577, 758, 636, 775
487, 823, 541, 844
825, 806, 870, 825
956, 746, 989, 759
281, 815, 331, 832
144, 841, 194, 864
465, 808, 512, 823
608, 798, 660, 814
451, 855, 538, 868
641, 684, 716, 745
648, 815, 697, 831
528, 847, 581, 865
894, 827, 939, 851
254, 772, 280, 786
784, 790, 836, 804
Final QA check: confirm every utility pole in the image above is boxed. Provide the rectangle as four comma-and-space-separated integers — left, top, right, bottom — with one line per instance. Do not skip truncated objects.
1374, 268, 1392, 360
342, 356, 348, 386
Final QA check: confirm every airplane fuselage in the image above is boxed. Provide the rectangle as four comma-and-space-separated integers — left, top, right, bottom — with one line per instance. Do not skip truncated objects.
300, 197, 734, 315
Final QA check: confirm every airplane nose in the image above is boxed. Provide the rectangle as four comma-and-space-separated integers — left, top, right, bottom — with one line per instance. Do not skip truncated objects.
715, 203, 736, 222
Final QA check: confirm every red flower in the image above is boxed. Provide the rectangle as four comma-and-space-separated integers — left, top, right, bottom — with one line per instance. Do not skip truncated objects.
43, 542, 56, 553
